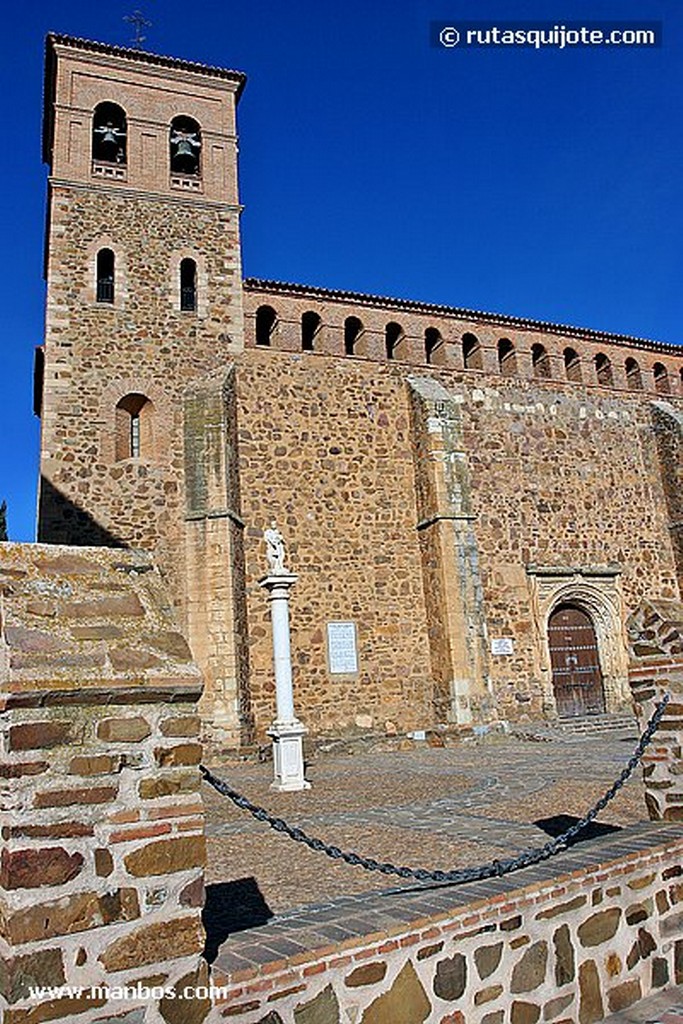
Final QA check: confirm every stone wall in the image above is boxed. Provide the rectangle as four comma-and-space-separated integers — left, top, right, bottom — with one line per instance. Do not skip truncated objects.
212, 824, 683, 1023
0, 544, 208, 1023
627, 598, 683, 822
231, 345, 681, 738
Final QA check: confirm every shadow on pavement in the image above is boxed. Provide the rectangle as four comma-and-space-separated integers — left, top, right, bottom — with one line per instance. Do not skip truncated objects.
202, 877, 274, 962
534, 813, 622, 846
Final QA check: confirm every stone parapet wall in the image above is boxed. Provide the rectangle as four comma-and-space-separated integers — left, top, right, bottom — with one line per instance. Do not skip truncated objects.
0, 544, 209, 1024
212, 824, 683, 1023
627, 598, 683, 823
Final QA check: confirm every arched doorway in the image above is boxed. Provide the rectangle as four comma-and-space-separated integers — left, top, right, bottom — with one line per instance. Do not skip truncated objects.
548, 603, 606, 718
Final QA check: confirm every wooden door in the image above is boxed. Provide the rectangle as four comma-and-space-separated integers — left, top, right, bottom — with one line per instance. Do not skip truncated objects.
548, 604, 605, 718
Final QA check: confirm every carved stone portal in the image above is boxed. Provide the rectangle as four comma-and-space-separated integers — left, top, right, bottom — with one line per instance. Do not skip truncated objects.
526, 564, 630, 718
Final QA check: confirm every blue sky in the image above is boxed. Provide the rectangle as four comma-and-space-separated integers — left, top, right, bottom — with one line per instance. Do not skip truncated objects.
1, 0, 681, 541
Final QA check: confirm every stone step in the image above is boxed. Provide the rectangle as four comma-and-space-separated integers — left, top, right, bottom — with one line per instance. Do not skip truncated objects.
556, 713, 637, 735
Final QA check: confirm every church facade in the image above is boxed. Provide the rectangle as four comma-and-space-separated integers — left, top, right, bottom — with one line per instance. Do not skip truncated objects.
36, 34, 683, 750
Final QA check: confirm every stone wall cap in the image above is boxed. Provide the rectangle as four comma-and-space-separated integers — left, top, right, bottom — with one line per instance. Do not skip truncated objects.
0, 543, 203, 693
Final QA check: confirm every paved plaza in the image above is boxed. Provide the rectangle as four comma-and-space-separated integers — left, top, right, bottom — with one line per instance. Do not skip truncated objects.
203, 724, 683, 1019
204, 726, 651, 914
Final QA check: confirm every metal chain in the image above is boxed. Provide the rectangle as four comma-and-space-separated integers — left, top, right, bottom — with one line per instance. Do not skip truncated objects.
200, 694, 670, 886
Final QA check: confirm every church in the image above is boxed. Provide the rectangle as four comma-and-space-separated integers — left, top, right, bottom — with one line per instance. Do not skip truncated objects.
35, 33, 683, 752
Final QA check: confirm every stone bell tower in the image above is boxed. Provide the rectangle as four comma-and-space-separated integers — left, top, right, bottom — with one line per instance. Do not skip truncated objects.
37, 35, 250, 748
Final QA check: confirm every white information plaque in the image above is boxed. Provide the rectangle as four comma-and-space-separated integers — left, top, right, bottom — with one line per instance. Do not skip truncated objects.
327, 622, 359, 674
491, 637, 514, 655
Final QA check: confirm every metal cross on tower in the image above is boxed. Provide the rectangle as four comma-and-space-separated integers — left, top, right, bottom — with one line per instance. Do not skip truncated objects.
123, 10, 152, 48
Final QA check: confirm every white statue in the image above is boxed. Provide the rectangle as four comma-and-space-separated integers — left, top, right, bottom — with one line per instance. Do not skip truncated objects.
264, 521, 287, 574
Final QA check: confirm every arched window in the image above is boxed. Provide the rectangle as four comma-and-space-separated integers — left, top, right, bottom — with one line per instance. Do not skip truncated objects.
92, 102, 127, 165
625, 357, 643, 390
425, 328, 443, 365
498, 338, 517, 376
654, 362, 670, 394
344, 317, 363, 356
564, 347, 582, 383
170, 116, 202, 176
594, 352, 614, 387
301, 311, 321, 352
531, 343, 551, 379
180, 258, 197, 312
96, 249, 115, 304
115, 394, 154, 461
385, 322, 404, 360
255, 305, 277, 347
462, 333, 482, 370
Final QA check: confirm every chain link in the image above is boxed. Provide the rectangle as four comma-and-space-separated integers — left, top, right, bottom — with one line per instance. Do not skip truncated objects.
201, 694, 670, 886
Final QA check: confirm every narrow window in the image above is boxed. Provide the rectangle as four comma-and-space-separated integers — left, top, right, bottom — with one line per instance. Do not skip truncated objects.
425, 328, 443, 365
180, 258, 197, 311
344, 316, 363, 355
130, 410, 141, 458
96, 249, 115, 304
170, 116, 201, 176
625, 357, 643, 390
92, 102, 127, 165
255, 305, 277, 347
115, 394, 153, 461
654, 362, 670, 394
462, 333, 482, 370
385, 322, 404, 360
301, 311, 321, 352
564, 347, 582, 383
595, 352, 614, 387
498, 338, 517, 376
532, 343, 551, 379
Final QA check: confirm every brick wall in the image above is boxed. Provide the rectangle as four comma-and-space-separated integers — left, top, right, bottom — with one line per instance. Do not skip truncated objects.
212, 824, 683, 1023
0, 544, 209, 1023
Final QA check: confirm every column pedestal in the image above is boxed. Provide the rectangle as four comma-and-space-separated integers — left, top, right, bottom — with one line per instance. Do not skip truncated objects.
259, 572, 310, 792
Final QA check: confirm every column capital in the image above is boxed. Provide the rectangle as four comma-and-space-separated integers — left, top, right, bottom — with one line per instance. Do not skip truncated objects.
258, 572, 299, 591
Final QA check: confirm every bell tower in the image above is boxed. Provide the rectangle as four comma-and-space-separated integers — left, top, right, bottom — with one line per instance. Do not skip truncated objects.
37, 35, 249, 746
38, 34, 245, 544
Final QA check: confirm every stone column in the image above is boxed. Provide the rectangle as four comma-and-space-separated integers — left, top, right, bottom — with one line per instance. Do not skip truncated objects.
259, 571, 310, 792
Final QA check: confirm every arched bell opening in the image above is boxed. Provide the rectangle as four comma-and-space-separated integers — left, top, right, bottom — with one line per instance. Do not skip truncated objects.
170, 115, 202, 177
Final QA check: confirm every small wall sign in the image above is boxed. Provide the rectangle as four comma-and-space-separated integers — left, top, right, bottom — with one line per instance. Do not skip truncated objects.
327, 621, 359, 674
491, 637, 514, 655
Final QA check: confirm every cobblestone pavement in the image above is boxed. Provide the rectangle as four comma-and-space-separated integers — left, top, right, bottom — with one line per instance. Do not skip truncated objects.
204, 727, 650, 915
